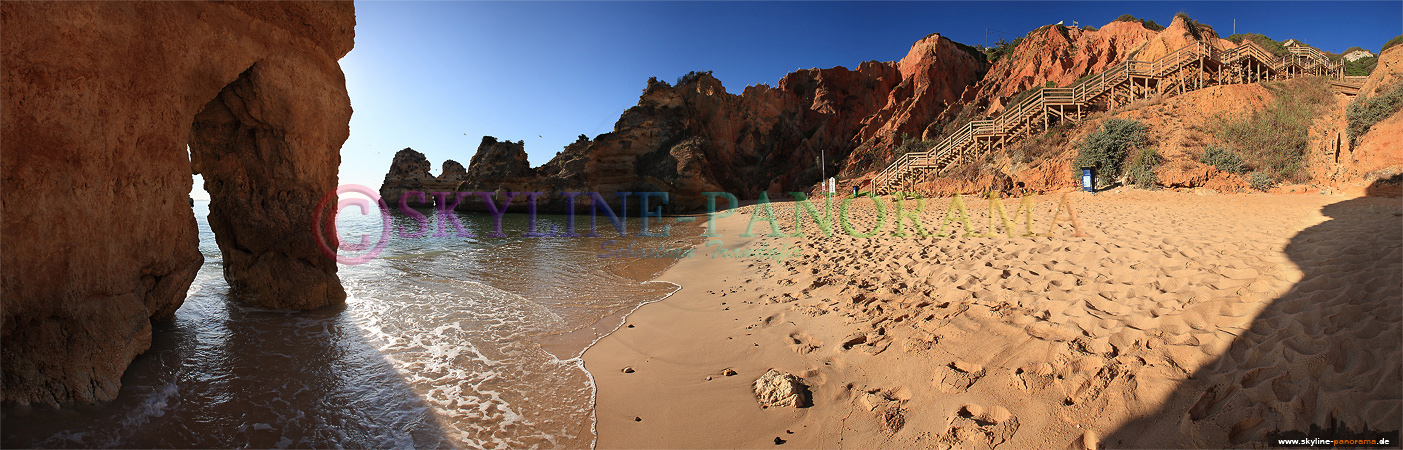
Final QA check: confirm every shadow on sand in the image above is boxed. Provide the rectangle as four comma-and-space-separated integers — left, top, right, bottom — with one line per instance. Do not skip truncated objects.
1104, 191, 1402, 448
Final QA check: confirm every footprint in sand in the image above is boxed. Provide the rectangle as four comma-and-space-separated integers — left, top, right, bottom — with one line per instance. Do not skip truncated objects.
1014, 363, 1054, 392
857, 386, 911, 432
838, 331, 891, 355
934, 360, 986, 393
788, 332, 823, 354
939, 404, 1019, 450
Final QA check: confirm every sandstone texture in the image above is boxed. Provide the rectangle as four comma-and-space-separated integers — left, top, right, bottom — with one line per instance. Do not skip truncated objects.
2, 1, 354, 405
753, 369, 808, 409
973, 21, 1157, 115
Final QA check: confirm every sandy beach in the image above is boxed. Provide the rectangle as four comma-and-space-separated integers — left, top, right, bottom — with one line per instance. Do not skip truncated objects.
584, 190, 1402, 448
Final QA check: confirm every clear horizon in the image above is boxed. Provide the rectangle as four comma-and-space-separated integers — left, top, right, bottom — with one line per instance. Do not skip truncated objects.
192, 0, 1402, 200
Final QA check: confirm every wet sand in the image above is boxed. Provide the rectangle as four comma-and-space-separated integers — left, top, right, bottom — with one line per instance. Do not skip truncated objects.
584, 190, 1402, 448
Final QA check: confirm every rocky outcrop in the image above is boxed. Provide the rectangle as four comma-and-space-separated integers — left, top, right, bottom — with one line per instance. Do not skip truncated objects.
843, 34, 989, 173
462, 136, 534, 191
1129, 14, 1232, 63
442, 62, 908, 211
2, 2, 354, 405
379, 148, 470, 205
428, 34, 983, 211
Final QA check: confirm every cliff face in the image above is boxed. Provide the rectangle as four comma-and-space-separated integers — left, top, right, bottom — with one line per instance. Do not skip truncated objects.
435, 35, 984, 211
452, 63, 906, 211
973, 21, 1159, 114
843, 34, 990, 174
1, 2, 354, 405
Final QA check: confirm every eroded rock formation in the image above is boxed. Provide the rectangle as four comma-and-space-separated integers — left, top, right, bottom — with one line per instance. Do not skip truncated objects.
462, 137, 534, 192
395, 34, 984, 212
1, 1, 354, 405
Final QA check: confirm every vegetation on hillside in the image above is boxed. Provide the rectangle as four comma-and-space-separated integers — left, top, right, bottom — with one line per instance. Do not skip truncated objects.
1198, 145, 1245, 174
1382, 35, 1403, 53
1173, 12, 1214, 40
676, 70, 713, 86
1114, 14, 1164, 32
1125, 147, 1162, 188
1073, 118, 1148, 189
1212, 76, 1332, 184
1344, 56, 1379, 76
984, 36, 1024, 62
1346, 81, 1403, 147
1226, 33, 1290, 57
895, 133, 939, 156
1329, 46, 1366, 61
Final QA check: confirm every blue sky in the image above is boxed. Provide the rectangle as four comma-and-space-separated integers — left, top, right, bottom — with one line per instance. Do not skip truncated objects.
194, 1, 1403, 198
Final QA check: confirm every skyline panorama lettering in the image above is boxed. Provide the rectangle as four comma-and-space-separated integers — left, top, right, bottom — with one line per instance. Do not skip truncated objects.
314, 184, 1089, 264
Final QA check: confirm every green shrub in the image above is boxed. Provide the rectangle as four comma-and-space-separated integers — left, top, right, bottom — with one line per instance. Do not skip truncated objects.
1247, 171, 1274, 191
1126, 147, 1162, 188
1199, 145, 1245, 174
895, 133, 939, 155
1382, 35, 1403, 53
1346, 81, 1403, 147
676, 70, 713, 86
1073, 118, 1148, 188
1213, 76, 1331, 182
985, 36, 1025, 62
1113, 14, 1163, 32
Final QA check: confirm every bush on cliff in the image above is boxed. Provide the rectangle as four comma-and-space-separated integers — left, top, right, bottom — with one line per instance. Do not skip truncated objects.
1126, 147, 1162, 189
1073, 118, 1148, 188
895, 133, 939, 155
1248, 171, 1274, 191
1199, 145, 1245, 174
1213, 76, 1330, 183
1382, 35, 1403, 53
985, 36, 1024, 62
676, 70, 713, 86
1346, 81, 1403, 148
1114, 14, 1165, 32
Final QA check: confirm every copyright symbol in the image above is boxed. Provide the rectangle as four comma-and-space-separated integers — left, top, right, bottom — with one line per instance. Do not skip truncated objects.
314, 184, 392, 265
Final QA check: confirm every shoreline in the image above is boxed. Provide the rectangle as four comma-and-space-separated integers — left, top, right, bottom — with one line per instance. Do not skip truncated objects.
582, 190, 1402, 448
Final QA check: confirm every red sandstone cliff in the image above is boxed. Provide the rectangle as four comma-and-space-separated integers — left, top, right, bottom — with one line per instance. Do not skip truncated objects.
2, 2, 354, 405
973, 21, 1158, 114
433, 35, 985, 211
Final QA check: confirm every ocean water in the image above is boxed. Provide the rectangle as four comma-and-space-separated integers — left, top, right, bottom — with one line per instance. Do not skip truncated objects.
1, 199, 692, 449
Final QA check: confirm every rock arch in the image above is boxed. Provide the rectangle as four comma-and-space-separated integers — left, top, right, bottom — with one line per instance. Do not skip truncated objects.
1, 2, 354, 405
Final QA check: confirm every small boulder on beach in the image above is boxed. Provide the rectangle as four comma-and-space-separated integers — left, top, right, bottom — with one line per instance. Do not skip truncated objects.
753, 369, 809, 408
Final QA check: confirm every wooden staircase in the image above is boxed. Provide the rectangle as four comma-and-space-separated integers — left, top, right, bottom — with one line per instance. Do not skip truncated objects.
871, 39, 1360, 194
